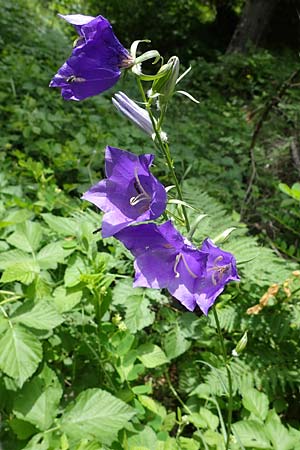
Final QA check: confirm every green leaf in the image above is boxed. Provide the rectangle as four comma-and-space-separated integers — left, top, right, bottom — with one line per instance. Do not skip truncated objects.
178, 437, 200, 450
60, 388, 135, 445
127, 426, 158, 450
232, 420, 271, 448
0, 324, 42, 385
164, 327, 191, 359
11, 300, 63, 330
36, 242, 65, 269
64, 254, 87, 287
125, 293, 155, 333
7, 221, 43, 253
265, 410, 298, 450
13, 365, 62, 431
137, 343, 169, 368
138, 395, 167, 419
1, 261, 40, 285
242, 388, 269, 421
0, 249, 31, 270
53, 286, 82, 313
42, 213, 77, 236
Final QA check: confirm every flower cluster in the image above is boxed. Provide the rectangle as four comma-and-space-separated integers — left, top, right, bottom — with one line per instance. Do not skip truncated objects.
50, 14, 132, 100
52, 13, 239, 315
82, 148, 239, 315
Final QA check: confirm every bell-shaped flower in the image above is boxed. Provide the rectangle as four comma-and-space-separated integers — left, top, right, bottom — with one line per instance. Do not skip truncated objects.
82, 146, 167, 237
115, 221, 208, 312
116, 222, 239, 315
50, 14, 133, 101
196, 238, 240, 315
112, 92, 168, 141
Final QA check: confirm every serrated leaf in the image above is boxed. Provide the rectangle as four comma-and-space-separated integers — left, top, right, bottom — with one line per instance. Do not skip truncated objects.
14, 365, 63, 431
42, 213, 77, 236
232, 420, 271, 448
11, 300, 63, 330
1, 261, 40, 285
37, 242, 65, 269
127, 426, 158, 450
64, 254, 87, 287
60, 388, 135, 445
7, 221, 43, 253
53, 286, 82, 313
0, 249, 31, 270
125, 294, 155, 333
138, 395, 167, 419
242, 388, 269, 421
0, 325, 42, 386
164, 327, 191, 359
138, 343, 169, 368
265, 410, 297, 450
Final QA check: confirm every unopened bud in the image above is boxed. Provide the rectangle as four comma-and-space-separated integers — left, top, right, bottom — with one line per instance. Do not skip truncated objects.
232, 331, 248, 357
151, 56, 180, 105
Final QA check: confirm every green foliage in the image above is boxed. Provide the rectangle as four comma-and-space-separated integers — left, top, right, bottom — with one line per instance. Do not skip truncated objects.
1, 1, 300, 449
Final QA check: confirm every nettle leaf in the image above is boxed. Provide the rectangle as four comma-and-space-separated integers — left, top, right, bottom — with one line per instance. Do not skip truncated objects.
127, 426, 158, 449
64, 254, 87, 287
7, 221, 43, 253
124, 294, 155, 333
60, 388, 135, 445
232, 420, 271, 448
42, 213, 77, 236
11, 300, 63, 330
113, 280, 155, 333
0, 249, 31, 270
13, 365, 63, 431
1, 261, 40, 285
0, 324, 42, 386
137, 343, 169, 368
53, 286, 82, 313
242, 388, 269, 421
265, 410, 298, 450
138, 395, 167, 419
164, 326, 191, 359
36, 242, 65, 269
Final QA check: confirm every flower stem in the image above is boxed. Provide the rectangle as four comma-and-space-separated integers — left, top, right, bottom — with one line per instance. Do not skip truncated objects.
136, 77, 190, 231
213, 307, 233, 450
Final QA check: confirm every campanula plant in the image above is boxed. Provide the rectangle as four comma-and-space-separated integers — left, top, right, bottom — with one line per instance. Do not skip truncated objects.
51, 13, 240, 450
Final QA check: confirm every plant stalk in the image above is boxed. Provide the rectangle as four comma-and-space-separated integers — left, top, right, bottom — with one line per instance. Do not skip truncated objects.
213, 307, 233, 450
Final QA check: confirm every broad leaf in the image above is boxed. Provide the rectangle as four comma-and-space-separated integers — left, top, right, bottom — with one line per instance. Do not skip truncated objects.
42, 213, 77, 236
37, 242, 65, 269
60, 388, 135, 445
242, 388, 269, 421
265, 410, 298, 450
14, 365, 62, 431
0, 325, 42, 385
7, 221, 43, 253
11, 300, 63, 330
1, 261, 40, 285
164, 327, 191, 359
232, 420, 271, 448
138, 343, 169, 368
0, 249, 31, 270
53, 286, 82, 313
125, 294, 155, 333
64, 254, 87, 287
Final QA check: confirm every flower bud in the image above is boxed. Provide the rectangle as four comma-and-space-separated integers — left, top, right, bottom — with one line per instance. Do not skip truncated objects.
232, 331, 248, 357
151, 56, 180, 106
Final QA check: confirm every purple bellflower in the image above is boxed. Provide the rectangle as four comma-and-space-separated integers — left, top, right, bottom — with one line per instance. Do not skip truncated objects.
112, 92, 168, 141
82, 146, 167, 237
50, 14, 133, 101
198, 238, 240, 314
115, 221, 239, 315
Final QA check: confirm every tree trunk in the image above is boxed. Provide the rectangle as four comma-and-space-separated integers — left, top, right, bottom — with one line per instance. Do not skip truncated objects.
226, 0, 280, 53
